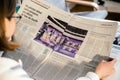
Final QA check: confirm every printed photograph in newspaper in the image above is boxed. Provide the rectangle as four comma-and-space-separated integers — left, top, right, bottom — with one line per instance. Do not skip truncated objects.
34, 15, 88, 57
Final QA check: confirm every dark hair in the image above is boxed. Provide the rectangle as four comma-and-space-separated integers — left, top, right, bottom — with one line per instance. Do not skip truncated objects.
0, 0, 19, 51
5, 0, 16, 20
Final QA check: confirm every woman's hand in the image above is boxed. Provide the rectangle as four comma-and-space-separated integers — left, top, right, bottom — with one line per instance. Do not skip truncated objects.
95, 59, 117, 79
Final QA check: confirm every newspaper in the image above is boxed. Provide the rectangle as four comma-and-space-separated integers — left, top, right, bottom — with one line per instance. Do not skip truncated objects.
104, 22, 120, 80
6, 0, 118, 80
111, 22, 120, 60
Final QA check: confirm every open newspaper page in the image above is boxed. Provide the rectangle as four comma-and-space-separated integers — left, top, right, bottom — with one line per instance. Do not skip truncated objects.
70, 16, 117, 61
34, 13, 118, 80
6, 0, 72, 76
6, 0, 118, 80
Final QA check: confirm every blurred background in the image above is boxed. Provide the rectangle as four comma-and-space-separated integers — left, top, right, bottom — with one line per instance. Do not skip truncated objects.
70, 0, 120, 21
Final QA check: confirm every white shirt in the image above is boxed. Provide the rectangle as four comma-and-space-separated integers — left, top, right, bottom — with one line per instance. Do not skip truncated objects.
76, 72, 99, 80
0, 57, 33, 80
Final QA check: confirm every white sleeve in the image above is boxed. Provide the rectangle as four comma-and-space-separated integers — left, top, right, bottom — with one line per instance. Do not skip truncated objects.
76, 72, 99, 80
0, 57, 33, 80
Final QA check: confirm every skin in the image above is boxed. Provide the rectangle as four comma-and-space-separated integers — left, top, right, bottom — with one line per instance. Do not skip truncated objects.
5, 16, 16, 39
95, 59, 117, 79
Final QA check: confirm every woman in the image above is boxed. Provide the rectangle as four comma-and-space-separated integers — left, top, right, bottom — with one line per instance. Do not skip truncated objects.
0, 0, 116, 80
0, 0, 33, 80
